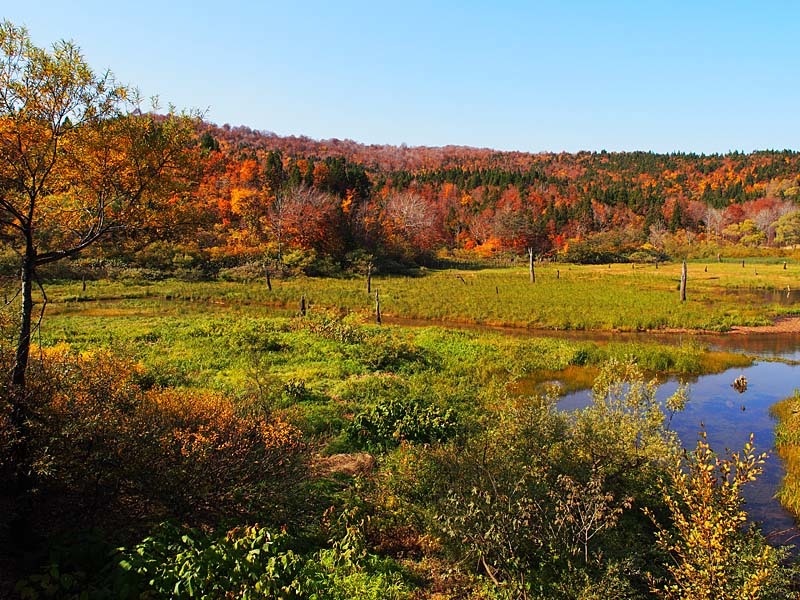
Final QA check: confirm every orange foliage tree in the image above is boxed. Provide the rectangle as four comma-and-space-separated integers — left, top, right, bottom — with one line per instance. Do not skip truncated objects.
0, 22, 198, 496
0, 24, 198, 381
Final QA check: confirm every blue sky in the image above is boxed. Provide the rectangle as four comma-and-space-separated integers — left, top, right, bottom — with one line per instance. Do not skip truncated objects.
7, 1, 800, 153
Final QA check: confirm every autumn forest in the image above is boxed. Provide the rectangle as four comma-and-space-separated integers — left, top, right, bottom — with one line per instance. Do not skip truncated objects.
80, 122, 800, 277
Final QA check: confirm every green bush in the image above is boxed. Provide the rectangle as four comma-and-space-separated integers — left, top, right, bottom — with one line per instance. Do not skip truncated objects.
347, 397, 459, 450
416, 363, 688, 597
560, 242, 628, 264
110, 519, 411, 599
116, 523, 304, 599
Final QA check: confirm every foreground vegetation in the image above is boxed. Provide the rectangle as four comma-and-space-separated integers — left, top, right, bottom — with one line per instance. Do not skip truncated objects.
37, 291, 750, 433
5, 281, 796, 598
2, 340, 791, 599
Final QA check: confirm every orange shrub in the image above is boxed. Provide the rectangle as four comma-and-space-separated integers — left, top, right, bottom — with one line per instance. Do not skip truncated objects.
138, 387, 307, 521
20, 346, 307, 530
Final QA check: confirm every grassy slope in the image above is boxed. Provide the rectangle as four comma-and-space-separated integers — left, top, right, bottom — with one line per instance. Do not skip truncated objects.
771, 392, 800, 517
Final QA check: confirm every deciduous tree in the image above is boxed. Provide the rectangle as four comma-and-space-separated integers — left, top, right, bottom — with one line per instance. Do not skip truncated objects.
773, 210, 800, 248
0, 21, 196, 490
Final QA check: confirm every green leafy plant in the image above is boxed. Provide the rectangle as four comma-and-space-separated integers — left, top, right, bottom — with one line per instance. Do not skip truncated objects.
117, 523, 303, 598
347, 398, 459, 450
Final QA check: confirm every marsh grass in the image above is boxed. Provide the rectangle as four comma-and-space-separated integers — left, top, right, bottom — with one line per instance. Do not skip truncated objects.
36, 294, 752, 449
37, 259, 800, 332
2, 262, 763, 451
771, 391, 800, 516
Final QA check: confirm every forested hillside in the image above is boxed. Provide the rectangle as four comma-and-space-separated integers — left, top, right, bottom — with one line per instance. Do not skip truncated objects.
105, 121, 800, 278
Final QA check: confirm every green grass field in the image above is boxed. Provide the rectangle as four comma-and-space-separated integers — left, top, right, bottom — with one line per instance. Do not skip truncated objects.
18, 262, 760, 447
35, 258, 800, 332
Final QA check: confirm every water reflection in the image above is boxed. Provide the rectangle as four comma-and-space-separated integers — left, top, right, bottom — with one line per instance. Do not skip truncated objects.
388, 315, 800, 360
559, 360, 800, 544
723, 288, 800, 306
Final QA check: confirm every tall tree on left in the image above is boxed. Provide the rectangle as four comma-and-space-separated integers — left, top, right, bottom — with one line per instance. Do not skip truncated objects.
0, 21, 197, 484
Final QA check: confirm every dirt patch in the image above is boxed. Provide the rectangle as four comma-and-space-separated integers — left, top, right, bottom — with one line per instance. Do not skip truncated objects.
730, 316, 800, 334
313, 452, 376, 477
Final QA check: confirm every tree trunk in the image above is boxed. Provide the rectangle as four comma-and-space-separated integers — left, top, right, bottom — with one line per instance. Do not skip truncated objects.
367, 263, 372, 295
12, 241, 35, 389
680, 260, 687, 302
528, 247, 535, 283
265, 266, 272, 291
8, 241, 36, 534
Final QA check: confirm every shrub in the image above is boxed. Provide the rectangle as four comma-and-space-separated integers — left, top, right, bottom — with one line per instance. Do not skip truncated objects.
559, 241, 628, 264
646, 432, 788, 600
116, 523, 305, 599
97, 519, 412, 599
22, 346, 308, 530
428, 363, 686, 596
347, 398, 458, 450
431, 397, 570, 595
137, 387, 307, 521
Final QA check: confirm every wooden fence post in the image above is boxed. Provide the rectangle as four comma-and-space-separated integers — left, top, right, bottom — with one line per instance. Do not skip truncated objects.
680, 260, 687, 302
528, 248, 535, 283
300, 295, 306, 317
375, 290, 381, 324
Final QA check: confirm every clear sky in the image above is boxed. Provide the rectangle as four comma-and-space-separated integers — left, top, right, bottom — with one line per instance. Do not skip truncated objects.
6, 1, 800, 153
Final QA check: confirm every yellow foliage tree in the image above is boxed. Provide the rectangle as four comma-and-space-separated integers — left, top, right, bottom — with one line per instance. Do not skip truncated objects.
646, 432, 782, 600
